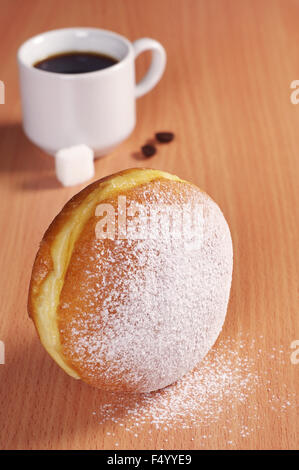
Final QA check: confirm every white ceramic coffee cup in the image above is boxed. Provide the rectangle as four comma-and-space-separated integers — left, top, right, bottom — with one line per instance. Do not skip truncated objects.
17, 27, 166, 157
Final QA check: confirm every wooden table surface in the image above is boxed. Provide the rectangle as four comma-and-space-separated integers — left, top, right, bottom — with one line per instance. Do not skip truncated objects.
0, 0, 298, 450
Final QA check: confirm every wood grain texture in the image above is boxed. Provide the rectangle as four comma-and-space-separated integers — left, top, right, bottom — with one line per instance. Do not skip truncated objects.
0, 0, 298, 450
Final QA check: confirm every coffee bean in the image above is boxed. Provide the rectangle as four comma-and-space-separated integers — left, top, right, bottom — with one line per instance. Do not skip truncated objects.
141, 144, 157, 157
155, 132, 174, 143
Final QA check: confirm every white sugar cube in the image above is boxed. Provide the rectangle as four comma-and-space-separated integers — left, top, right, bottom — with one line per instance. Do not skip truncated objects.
55, 145, 94, 187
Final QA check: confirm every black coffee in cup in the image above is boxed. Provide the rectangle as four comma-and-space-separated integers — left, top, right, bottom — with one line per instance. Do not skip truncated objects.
34, 51, 118, 74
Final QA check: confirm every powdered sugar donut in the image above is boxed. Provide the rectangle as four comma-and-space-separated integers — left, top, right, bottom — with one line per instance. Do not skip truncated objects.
28, 168, 233, 392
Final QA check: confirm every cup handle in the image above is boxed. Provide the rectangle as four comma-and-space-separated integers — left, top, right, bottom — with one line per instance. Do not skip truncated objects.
133, 38, 166, 99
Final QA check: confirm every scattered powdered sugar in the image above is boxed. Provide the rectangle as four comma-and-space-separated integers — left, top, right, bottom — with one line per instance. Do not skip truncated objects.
91, 334, 297, 446
94, 336, 258, 429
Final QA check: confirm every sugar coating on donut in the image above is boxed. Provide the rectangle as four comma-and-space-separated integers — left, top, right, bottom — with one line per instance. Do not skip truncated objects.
58, 179, 233, 392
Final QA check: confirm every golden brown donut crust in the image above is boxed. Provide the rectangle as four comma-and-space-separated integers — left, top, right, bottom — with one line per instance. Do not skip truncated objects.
28, 167, 232, 392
